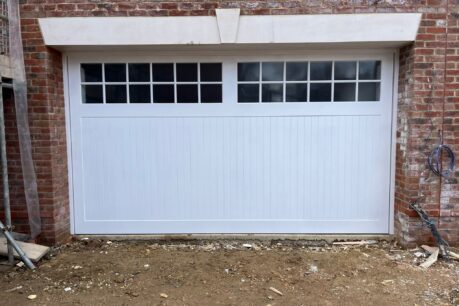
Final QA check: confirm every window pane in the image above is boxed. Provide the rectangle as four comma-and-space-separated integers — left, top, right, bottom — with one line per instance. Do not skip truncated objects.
129, 85, 151, 103
153, 64, 174, 82
238, 63, 259, 81
238, 84, 259, 102
334, 61, 356, 80
359, 61, 381, 80
128, 63, 150, 82
286, 62, 308, 81
200, 63, 222, 82
176, 63, 198, 82
82, 85, 103, 103
81, 64, 102, 82
105, 64, 126, 82
286, 83, 307, 102
262, 62, 283, 81
310, 83, 331, 102
358, 82, 380, 101
106, 85, 127, 103
201, 84, 222, 103
334, 83, 356, 102
262, 84, 283, 102
153, 85, 174, 103
310, 62, 332, 80
177, 84, 198, 103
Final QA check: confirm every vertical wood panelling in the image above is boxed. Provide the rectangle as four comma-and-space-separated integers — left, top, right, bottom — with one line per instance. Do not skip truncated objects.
79, 114, 389, 233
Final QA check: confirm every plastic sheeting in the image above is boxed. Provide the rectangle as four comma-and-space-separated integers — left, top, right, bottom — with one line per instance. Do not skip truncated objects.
7, 0, 41, 238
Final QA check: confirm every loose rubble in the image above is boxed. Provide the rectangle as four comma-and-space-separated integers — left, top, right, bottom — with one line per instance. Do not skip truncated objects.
0, 239, 457, 305
27, 294, 37, 300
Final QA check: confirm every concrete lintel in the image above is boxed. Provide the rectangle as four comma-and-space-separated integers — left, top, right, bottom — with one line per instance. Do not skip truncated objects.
38, 13, 422, 48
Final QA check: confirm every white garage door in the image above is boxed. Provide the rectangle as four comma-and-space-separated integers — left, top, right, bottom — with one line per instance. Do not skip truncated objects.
67, 51, 395, 234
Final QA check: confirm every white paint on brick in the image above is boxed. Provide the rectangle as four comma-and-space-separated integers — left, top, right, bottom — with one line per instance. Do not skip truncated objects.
436, 19, 446, 27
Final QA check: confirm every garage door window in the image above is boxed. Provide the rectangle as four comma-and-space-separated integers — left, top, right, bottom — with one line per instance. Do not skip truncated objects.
81, 60, 380, 104
81, 63, 223, 104
81, 64, 103, 103
237, 60, 381, 103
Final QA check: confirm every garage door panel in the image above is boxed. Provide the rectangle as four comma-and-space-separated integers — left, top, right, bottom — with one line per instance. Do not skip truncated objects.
80, 115, 388, 226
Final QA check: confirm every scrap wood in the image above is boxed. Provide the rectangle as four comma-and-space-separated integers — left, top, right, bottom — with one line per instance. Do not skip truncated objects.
5, 286, 22, 293
381, 279, 395, 285
449, 251, 459, 260
332, 240, 377, 246
421, 245, 459, 260
420, 247, 439, 269
0, 238, 49, 262
269, 287, 283, 296
421, 245, 438, 254
445, 250, 459, 260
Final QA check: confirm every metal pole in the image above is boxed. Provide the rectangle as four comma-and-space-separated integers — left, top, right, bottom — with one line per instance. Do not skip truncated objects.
0, 81, 13, 264
0, 220, 35, 269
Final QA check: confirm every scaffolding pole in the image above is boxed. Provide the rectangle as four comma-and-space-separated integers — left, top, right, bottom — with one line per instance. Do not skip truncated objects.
0, 220, 35, 269
0, 81, 35, 270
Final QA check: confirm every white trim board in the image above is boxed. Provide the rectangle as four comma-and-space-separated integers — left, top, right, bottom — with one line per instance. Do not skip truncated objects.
39, 12, 421, 50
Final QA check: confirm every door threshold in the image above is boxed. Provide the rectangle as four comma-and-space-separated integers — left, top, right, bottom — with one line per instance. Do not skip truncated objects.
75, 234, 393, 243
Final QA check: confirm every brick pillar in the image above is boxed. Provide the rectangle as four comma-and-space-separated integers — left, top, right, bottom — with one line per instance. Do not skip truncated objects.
395, 9, 459, 246
19, 16, 70, 245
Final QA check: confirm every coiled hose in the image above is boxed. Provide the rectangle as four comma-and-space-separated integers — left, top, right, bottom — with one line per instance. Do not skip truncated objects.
428, 144, 456, 178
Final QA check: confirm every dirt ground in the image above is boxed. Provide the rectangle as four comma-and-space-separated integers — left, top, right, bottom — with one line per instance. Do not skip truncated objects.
0, 239, 458, 306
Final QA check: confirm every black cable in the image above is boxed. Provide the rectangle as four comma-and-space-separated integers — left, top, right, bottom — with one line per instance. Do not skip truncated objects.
428, 144, 456, 178
409, 200, 449, 258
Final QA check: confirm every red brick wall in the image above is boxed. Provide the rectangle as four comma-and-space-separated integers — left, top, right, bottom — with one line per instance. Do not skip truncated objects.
6, 0, 458, 245
2, 15, 70, 244
395, 5, 459, 246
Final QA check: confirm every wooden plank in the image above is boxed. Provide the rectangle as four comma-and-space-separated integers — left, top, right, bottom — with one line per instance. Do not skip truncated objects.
420, 245, 438, 254
269, 287, 283, 296
333, 240, 378, 246
0, 238, 49, 262
420, 247, 439, 269
448, 251, 459, 260
421, 245, 459, 261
